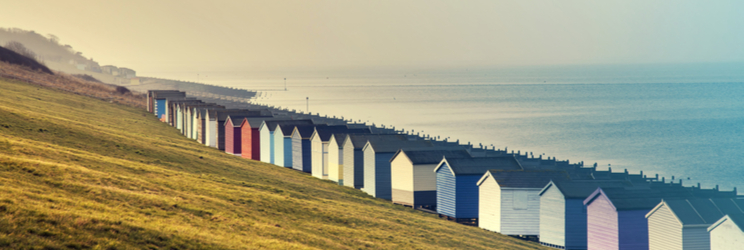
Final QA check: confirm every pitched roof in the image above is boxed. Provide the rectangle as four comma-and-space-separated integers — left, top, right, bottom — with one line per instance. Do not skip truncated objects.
366, 139, 435, 153
241, 117, 290, 129
720, 213, 744, 231
585, 186, 695, 211
151, 91, 186, 99
368, 127, 398, 134
293, 124, 325, 138
665, 199, 720, 225
216, 110, 271, 121
195, 106, 224, 118
263, 120, 314, 132
648, 198, 744, 226
278, 122, 316, 136
709, 198, 744, 216
541, 180, 633, 198
226, 116, 249, 126
484, 170, 570, 188
348, 134, 407, 148
395, 149, 472, 164
314, 126, 371, 141
438, 156, 522, 175
331, 133, 350, 147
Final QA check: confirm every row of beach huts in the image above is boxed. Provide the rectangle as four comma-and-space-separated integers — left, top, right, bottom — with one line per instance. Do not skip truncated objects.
147, 90, 744, 250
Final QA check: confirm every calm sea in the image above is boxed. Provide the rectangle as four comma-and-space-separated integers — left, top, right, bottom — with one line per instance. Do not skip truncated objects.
155, 63, 744, 191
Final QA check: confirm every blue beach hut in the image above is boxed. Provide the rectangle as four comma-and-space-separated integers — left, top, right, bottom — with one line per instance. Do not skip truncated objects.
389, 148, 472, 208
291, 124, 325, 173
433, 156, 522, 223
362, 139, 436, 200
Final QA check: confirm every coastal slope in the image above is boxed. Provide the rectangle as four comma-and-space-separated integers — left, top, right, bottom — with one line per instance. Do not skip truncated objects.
0, 64, 544, 249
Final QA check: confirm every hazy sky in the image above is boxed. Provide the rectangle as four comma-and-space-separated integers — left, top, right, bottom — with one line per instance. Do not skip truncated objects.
2, 0, 743, 74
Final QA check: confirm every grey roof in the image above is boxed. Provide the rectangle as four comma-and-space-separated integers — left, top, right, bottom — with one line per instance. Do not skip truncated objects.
241, 117, 291, 129
366, 139, 435, 153
591, 170, 648, 183
709, 198, 744, 216
485, 150, 510, 157
310, 117, 347, 125
566, 167, 598, 181
185, 103, 221, 109
368, 127, 399, 134
264, 120, 314, 132
487, 170, 570, 188
722, 213, 744, 231
315, 126, 371, 141
331, 133, 350, 147
293, 124, 325, 138
226, 115, 277, 127
277, 122, 317, 135
586, 186, 695, 211
226, 116, 247, 127
349, 134, 408, 148
395, 149, 472, 164
545, 180, 633, 198
216, 109, 271, 121
170, 99, 203, 106
151, 91, 186, 98
661, 198, 744, 225
442, 156, 522, 175
196, 106, 225, 118
690, 188, 739, 198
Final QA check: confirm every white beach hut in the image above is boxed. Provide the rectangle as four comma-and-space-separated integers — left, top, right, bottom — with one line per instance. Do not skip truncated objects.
708, 213, 744, 250
477, 170, 569, 237
646, 198, 744, 250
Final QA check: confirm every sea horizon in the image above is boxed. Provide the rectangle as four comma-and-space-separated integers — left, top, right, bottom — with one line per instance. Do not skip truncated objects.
149, 62, 744, 192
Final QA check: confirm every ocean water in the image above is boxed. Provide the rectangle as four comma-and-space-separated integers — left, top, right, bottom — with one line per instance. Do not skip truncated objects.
156, 63, 744, 191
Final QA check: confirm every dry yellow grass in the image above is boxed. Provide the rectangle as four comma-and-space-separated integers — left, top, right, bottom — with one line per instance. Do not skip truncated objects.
0, 61, 144, 109
0, 64, 547, 249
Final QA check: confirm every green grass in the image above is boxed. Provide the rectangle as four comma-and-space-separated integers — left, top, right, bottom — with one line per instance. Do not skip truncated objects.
0, 76, 546, 249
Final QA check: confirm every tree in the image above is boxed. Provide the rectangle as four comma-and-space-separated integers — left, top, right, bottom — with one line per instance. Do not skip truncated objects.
4, 41, 37, 60
47, 34, 59, 45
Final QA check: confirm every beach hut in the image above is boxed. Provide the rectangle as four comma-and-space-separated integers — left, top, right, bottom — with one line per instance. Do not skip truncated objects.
583, 186, 696, 250
225, 115, 256, 157
194, 106, 225, 144
327, 133, 348, 184
342, 134, 404, 189
362, 139, 437, 200
239, 117, 280, 161
205, 110, 220, 147
434, 156, 523, 223
390, 149, 472, 208
477, 170, 570, 237
259, 120, 313, 165
646, 198, 744, 250
148, 90, 185, 120
538, 180, 633, 249
187, 104, 222, 140
215, 110, 270, 151
708, 213, 744, 250
310, 126, 371, 179
273, 121, 313, 167
173, 100, 201, 133
290, 125, 324, 173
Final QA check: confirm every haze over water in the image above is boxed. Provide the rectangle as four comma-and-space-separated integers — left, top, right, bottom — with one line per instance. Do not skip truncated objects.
156, 62, 744, 192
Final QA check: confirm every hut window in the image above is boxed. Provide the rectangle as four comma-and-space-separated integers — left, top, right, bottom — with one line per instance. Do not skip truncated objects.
513, 191, 528, 210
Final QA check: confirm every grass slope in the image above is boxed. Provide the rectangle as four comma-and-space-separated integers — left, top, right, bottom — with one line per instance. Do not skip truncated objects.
0, 77, 545, 249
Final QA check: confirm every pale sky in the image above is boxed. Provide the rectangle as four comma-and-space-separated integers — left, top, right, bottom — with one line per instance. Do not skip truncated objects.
2, 0, 743, 74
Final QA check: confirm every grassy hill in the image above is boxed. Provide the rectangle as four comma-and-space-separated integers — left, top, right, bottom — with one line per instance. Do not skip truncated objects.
0, 65, 545, 249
